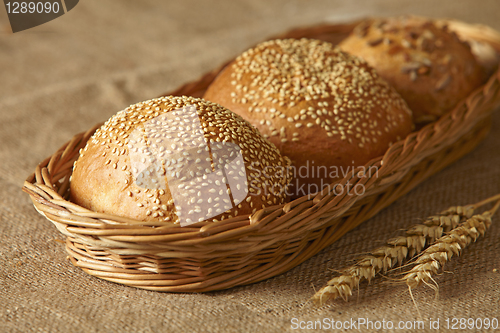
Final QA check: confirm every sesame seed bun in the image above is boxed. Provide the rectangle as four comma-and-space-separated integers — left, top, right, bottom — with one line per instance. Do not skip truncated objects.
203, 38, 413, 197
338, 16, 484, 124
70, 96, 292, 224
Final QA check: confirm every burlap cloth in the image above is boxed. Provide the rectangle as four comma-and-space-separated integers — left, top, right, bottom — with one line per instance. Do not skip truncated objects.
1, 1, 500, 332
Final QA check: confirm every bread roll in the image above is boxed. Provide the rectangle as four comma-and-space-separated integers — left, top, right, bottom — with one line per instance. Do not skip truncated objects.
339, 16, 484, 124
70, 96, 292, 225
203, 38, 413, 197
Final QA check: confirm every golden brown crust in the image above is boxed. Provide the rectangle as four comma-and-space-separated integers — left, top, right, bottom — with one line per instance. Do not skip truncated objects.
204, 38, 413, 197
70, 96, 292, 223
339, 16, 484, 124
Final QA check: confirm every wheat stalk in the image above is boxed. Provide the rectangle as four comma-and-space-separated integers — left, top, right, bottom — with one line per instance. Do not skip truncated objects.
401, 202, 498, 319
312, 206, 473, 304
403, 208, 497, 290
312, 194, 500, 305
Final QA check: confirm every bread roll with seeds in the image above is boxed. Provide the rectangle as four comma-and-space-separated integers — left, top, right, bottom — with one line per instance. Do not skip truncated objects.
203, 38, 413, 197
70, 96, 292, 224
339, 16, 484, 124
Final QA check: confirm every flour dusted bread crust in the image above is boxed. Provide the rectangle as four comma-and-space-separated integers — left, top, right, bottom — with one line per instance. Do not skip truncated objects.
70, 96, 292, 224
203, 38, 413, 196
339, 16, 484, 124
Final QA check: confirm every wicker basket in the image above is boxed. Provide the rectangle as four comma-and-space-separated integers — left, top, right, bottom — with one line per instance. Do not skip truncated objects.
24, 19, 500, 292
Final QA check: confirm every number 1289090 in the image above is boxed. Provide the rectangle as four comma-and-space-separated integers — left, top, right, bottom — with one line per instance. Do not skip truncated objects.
5, 2, 60, 14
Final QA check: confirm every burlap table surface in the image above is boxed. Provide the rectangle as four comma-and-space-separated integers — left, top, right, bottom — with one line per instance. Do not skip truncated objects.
1, 1, 500, 332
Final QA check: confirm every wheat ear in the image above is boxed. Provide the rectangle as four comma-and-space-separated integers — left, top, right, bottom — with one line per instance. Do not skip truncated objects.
312, 205, 474, 304
312, 194, 500, 305
403, 201, 499, 291
401, 196, 500, 318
